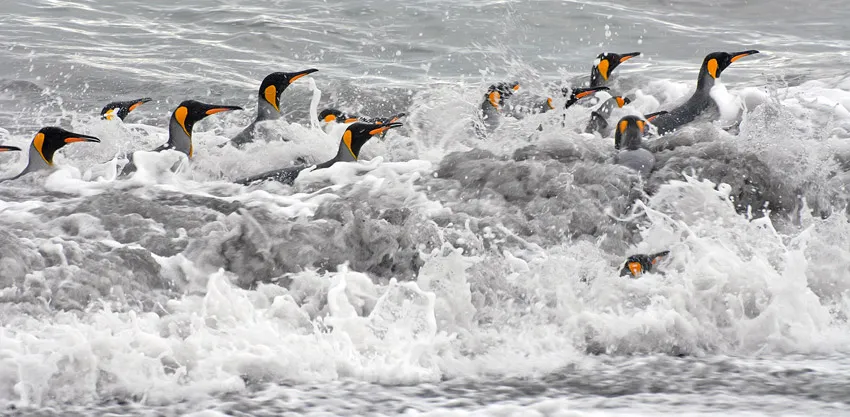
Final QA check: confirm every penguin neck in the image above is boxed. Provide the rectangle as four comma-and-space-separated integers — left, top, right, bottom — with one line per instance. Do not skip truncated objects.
623, 132, 642, 150
167, 119, 193, 157
256, 97, 281, 122
589, 67, 604, 87
696, 69, 717, 93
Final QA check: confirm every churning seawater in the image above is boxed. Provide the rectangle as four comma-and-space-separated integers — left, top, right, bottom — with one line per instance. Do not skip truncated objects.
1, 0, 850, 415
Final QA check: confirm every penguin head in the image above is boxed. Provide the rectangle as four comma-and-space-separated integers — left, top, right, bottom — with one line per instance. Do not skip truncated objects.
563, 86, 609, 109
258, 68, 319, 113
171, 100, 243, 138
0, 145, 22, 153
31, 127, 100, 166
614, 115, 646, 150
620, 251, 669, 278
591, 52, 641, 85
340, 122, 403, 160
485, 82, 520, 109
319, 108, 358, 123
700, 50, 759, 81
101, 97, 152, 121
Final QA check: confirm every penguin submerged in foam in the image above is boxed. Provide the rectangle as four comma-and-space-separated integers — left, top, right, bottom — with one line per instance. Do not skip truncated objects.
120, 100, 242, 176
478, 81, 521, 133
1, 127, 100, 181
101, 98, 152, 121
229, 69, 318, 147
236, 121, 402, 186
590, 52, 641, 88
620, 251, 669, 278
651, 50, 759, 136
613, 115, 656, 176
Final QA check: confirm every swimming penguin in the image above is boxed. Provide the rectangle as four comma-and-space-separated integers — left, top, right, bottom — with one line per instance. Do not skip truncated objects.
563, 86, 609, 110
319, 109, 406, 138
236, 121, 402, 185
101, 98, 152, 121
585, 95, 631, 134
613, 115, 654, 176
2, 127, 100, 181
590, 52, 641, 87
620, 251, 670, 277
479, 81, 520, 132
229, 69, 318, 147
319, 109, 406, 126
650, 50, 759, 136
120, 100, 242, 176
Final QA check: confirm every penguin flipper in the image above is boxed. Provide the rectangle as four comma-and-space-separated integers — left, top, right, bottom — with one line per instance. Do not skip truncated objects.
236, 165, 307, 186
230, 123, 257, 148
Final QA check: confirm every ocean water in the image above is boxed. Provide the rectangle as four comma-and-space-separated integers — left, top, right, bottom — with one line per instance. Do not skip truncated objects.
1, 0, 850, 415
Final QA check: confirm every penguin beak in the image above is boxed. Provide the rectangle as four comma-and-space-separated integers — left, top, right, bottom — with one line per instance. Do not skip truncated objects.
0, 145, 21, 152
628, 261, 643, 277
369, 122, 402, 136
205, 105, 243, 115
389, 113, 406, 123
619, 52, 641, 63
730, 50, 759, 63
128, 97, 153, 112
569, 86, 609, 100
645, 111, 668, 123
64, 133, 101, 143
344, 118, 359, 123
650, 250, 670, 264
288, 68, 319, 84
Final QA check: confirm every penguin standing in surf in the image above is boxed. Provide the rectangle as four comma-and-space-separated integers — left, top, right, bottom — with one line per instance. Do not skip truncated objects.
1, 127, 100, 181
119, 100, 242, 176
236, 121, 402, 185
228, 69, 318, 147
650, 50, 759, 135
101, 98, 152, 121
613, 115, 655, 176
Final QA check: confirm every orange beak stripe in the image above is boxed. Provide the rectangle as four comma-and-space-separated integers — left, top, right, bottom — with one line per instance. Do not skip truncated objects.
369, 126, 391, 136
619, 55, 635, 63
576, 90, 595, 99
206, 108, 233, 115
129, 101, 144, 112
344, 118, 358, 123
289, 73, 310, 83
64, 137, 90, 143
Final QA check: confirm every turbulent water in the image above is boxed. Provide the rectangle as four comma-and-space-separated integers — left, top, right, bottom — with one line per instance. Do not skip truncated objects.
1, 0, 850, 415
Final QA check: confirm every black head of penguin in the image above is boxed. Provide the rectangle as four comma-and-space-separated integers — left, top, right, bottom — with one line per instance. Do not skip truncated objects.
620, 250, 669, 278
590, 52, 641, 87
697, 50, 759, 90
33, 127, 100, 165
257, 69, 318, 116
339, 122, 404, 160
170, 100, 242, 157
614, 115, 646, 151
485, 81, 520, 109
101, 98, 152, 121
319, 108, 358, 124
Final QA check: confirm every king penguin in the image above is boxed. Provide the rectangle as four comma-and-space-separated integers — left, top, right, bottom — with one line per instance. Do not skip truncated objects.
613, 115, 655, 176
585, 95, 630, 134
2, 127, 100, 181
590, 52, 641, 87
479, 81, 520, 133
101, 98, 152, 121
620, 251, 670, 277
236, 121, 402, 185
650, 50, 759, 135
228, 68, 318, 147
563, 86, 610, 110
120, 100, 242, 176
319, 109, 406, 138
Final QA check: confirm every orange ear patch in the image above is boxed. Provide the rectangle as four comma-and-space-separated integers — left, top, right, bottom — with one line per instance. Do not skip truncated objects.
618, 120, 628, 134
628, 262, 642, 277
488, 91, 501, 109
323, 114, 337, 122
707, 58, 719, 78
597, 59, 610, 81
546, 98, 554, 110
615, 97, 626, 108
174, 106, 190, 136
33, 132, 51, 165
636, 120, 646, 131
342, 130, 356, 160
264, 85, 280, 112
